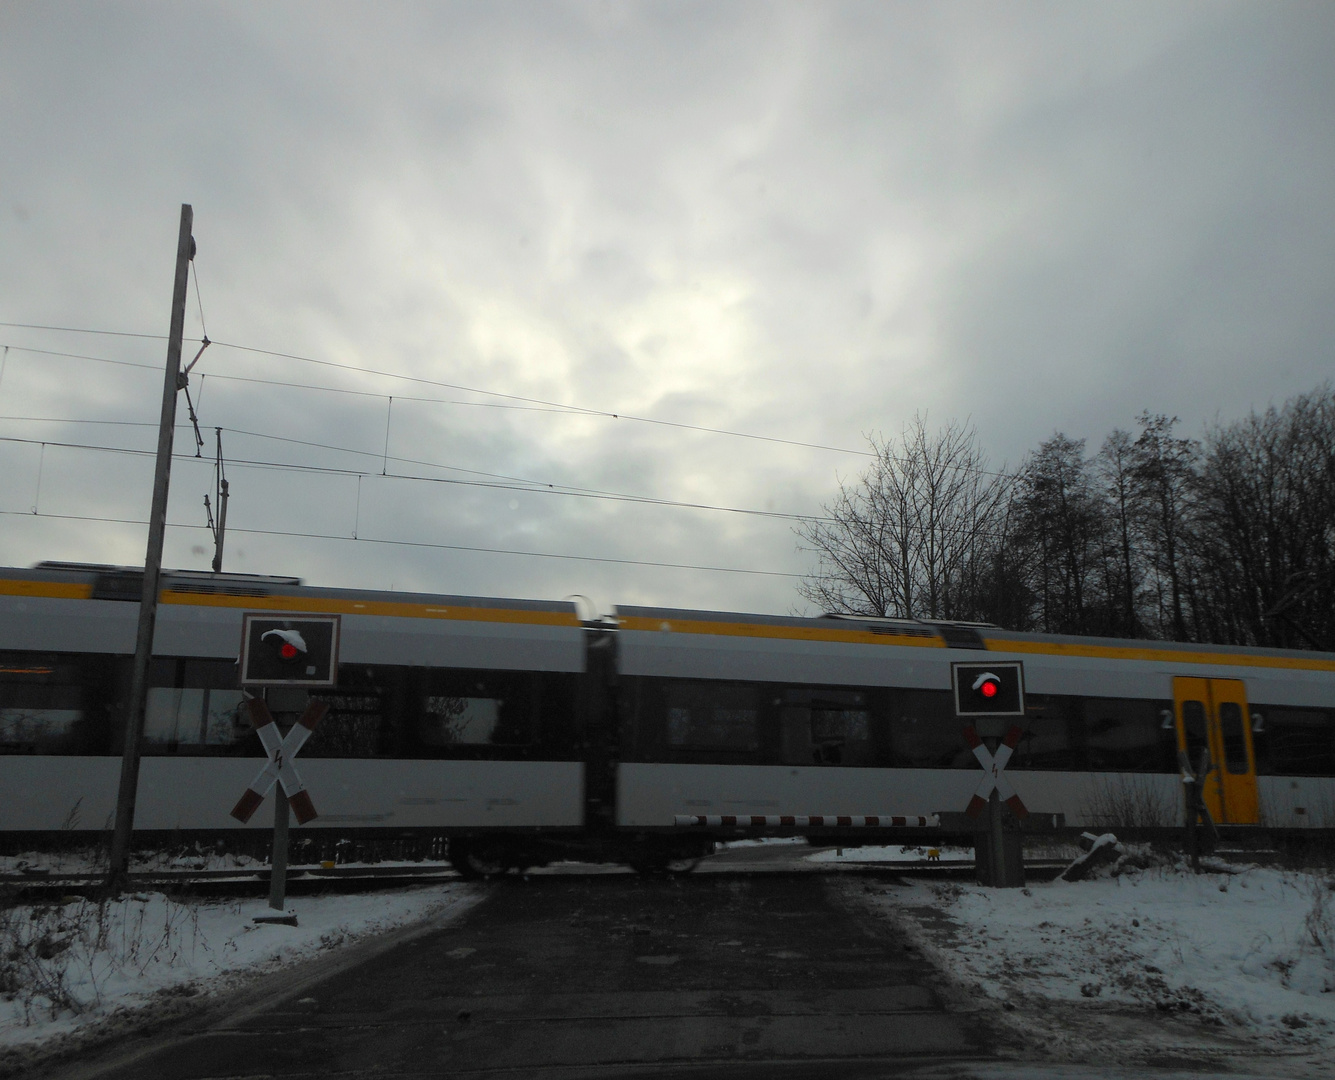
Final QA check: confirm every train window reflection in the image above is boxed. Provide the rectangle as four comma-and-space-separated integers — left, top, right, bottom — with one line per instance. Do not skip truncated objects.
1252, 707, 1335, 776
1181, 700, 1209, 773
1010, 705, 1082, 770
422, 697, 502, 745
1218, 702, 1250, 774
303, 692, 387, 756
664, 682, 759, 750
1082, 698, 1173, 772
890, 690, 972, 768
143, 688, 245, 746
0, 654, 85, 752
780, 688, 873, 765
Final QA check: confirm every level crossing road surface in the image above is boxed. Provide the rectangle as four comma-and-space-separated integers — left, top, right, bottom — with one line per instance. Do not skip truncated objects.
40, 870, 998, 1080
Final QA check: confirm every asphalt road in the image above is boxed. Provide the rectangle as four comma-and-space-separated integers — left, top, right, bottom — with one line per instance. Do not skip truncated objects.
44, 871, 994, 1080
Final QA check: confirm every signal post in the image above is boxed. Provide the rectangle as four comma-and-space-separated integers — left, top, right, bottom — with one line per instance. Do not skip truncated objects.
952, 662, 1029, 887
231, 614, 341, 914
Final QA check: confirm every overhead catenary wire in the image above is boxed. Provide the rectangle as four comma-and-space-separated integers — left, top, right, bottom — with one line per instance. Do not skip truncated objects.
0, 415, 834, 522
189, 259, 208, 340
0, 323, 875, 459
0, 323, 811, 583
0, 429, 1021, 548
0, 339, 1015, 485
0, 508, 803, 580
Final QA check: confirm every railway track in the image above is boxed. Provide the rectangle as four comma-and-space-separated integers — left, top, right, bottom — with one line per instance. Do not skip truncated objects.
2, 850, 1070, 900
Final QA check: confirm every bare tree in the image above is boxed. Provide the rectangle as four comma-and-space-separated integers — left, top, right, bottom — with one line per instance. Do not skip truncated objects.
797, 416, 1010, 620
1129, 413, 1200, 641
800, 385, 1333, 646
1012, 434, 1107, 635
1195, 385, 1335, 649
1095, 428, 1144, 638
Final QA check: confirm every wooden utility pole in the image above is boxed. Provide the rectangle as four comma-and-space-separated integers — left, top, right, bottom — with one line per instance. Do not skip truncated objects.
106, 204, 194, 890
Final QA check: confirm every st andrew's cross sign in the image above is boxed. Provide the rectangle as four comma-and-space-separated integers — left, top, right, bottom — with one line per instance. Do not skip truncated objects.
962, 723, 1029, 820
229, 697, 329, 825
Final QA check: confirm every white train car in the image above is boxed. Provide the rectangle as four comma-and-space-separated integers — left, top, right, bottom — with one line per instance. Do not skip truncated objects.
0, 564, 594, 874
613, 606, 1335, 842
2, 564, 1333, 875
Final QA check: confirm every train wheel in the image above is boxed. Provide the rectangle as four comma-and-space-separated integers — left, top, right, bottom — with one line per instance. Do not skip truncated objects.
448, 838, 508, 880
629, 850, 703, 876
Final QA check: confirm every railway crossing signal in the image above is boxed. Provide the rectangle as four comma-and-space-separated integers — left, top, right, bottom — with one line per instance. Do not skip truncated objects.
961, 722, 1030, 888
235, 614, 341, 913
952, 661, 1024, 717
230, 695, 329, 912
240, 614, 340, 687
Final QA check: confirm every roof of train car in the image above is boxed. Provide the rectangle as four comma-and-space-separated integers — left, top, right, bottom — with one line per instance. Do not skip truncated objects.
614, 603, 1335, 673
2, 564, 582, 623
615, 605, 940, 643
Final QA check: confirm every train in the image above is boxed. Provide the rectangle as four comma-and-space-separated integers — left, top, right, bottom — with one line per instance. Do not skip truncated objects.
2, 562, 1333, 875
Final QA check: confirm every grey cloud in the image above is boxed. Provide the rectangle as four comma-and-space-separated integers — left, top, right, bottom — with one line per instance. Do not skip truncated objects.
2, 1, 1333, 614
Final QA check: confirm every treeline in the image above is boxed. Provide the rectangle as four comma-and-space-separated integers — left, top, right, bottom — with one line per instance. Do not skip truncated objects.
797, 385, 1335, 650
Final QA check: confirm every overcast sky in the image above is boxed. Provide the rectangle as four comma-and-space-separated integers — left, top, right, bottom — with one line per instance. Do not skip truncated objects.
1, 1, 1332, 617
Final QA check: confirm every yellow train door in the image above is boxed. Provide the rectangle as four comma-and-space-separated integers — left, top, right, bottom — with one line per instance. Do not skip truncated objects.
1173, 677, 1258, 825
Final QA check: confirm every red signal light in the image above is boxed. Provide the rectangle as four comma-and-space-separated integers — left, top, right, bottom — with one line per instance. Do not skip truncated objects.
280, 642, 299, 661
980, 679, 998, 699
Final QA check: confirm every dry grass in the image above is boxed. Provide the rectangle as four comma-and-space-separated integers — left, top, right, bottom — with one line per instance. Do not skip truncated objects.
0, 892, 208, 1025
1084, 774, 1177, 830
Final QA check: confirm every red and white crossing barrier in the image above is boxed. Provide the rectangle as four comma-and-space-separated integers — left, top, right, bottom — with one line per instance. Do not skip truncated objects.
674, 814, 938, 828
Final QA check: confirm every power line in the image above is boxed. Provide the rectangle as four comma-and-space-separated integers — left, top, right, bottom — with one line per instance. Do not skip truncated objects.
0, 323, 872, 457
0, 321, 166, 341
0, 343, 161, 372
220, 426, 825, 521
0, 331, 1013, 483
0, 429, 832, 523
0, 415, 156, 429
210, 337, 872, 457
189, 260, 208, 340
0, 508, 803, 580
0, 340, 1015, 488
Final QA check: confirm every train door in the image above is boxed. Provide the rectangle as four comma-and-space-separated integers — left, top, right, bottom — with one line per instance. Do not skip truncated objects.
1172, 677, 1258, 825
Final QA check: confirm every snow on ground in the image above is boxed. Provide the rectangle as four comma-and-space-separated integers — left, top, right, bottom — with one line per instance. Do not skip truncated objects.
854, 855, 1335, 1066
0, 883, 482, 1051
807, 843, 974, 864
715, 836, 809, 850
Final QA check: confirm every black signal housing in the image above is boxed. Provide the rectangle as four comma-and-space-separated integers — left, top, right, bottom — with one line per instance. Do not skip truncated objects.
952, 661, 1024, 717
239, 614, 340, 687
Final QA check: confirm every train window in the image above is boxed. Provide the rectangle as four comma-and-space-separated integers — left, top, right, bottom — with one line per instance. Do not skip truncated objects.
1009, 699, 1083, 770
413, 670, 540, 751
143, 688, 246, 746
889, 690, 973, 769
1217, 701, 1250, 774
0, 654, 85, 753
1181, 700, 1209, 774
1082, 698, 1176, 772
421, 696, 503, 745
142, 658, 251, 753
1251, 707, 1335, 776
663, 682, 759, 751
780, 688, 873, 765
302, 691, 387, 756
